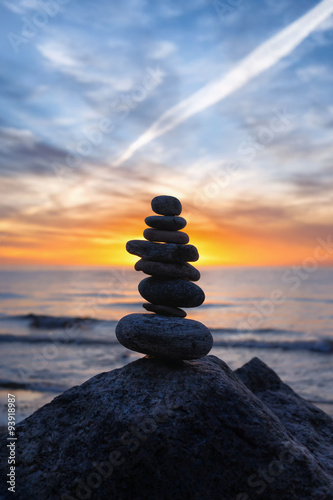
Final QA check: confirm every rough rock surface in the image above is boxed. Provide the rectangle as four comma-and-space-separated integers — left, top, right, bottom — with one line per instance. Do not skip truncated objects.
135, 259, 200, 281
116, 314, 212, 358
235, 357, 333, 477
1, 356, 332, 500
151, 195, 182, 216
145, 215, 187, 231
139, 277, 205, 307
142, 303, 187, 317
143, 228, 189, 244
127, 240, 199, 263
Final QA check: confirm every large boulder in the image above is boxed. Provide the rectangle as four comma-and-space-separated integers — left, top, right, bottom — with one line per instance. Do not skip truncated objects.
0, 356, 332, 500
235, 357, 333, 478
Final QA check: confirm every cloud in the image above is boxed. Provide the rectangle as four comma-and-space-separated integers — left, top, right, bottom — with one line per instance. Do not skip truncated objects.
114, 0, 333, 166
220, 202, 290, 224
149, 40, 177, 59
1, 127, 36, 149
1, 0, 333, 266
2, 0, 39, 14
297, 64, 332, 81
38, 43, 78, 69
191, 193, 333, 250
0, 127, 68, 177
289, 169, 333, 196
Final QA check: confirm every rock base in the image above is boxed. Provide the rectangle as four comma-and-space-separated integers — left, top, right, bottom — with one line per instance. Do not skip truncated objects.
0, 356, 332, 500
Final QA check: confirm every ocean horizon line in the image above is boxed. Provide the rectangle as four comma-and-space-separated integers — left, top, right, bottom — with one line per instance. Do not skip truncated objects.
1, 264, 333, 271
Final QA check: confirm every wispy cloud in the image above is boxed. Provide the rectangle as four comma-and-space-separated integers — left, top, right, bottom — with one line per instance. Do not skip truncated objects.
149, 40, 177, 59
115, 0, 333, 166
2, 0, 39, 14
0, 127, 67, 177
1, 0, 333, 266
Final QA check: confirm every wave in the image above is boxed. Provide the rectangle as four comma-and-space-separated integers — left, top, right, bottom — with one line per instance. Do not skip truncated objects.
230, 296, 333, 304
0, 333, 332, 354
1, 314, 332, 353
0, 293, 27, 300
211, 327, 295, 334
213, 339, 333, 353
199, 304, 234, 309
0, 379, 68, 393
308, 399, 333, 405
0, 333, 117, 345
0, 313, 116, 329
1, 314, 295, 335
288, 297, 333, 304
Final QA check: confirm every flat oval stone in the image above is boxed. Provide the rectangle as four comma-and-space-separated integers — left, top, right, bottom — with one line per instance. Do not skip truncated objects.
135, 259, 200, 281
126, 240, 199, 263
151, 195, 182, 216
143, 228, 189, 244
142, 303, 186, 318
139, 277, 205, 307
116, 313, 213, 360
145, 216, 187, 231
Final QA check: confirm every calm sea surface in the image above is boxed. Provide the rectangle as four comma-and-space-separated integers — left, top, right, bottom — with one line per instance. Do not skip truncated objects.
0, 266, 332, 423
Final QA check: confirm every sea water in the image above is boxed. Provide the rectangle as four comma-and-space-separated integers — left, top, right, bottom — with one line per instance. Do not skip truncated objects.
0, 266, 332, 424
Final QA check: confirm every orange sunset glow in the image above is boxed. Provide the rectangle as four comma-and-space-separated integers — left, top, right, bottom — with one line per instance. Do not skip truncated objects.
1, 194, 332, 267
1, 1, 333, 270
1, 2, 333, 472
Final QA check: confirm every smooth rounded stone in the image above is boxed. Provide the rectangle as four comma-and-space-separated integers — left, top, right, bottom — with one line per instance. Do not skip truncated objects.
151, 195, 182, 216
135, 259, 200, 281
126, 240, 199, 263
139, 277, 205, 307
145, 215, 187, 231
142, 303, 187, 318
143, 228, 189, 244
116, 313, 213, 359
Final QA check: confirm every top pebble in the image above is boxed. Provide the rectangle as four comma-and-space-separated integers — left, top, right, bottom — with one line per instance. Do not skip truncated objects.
151, 195, 182, 216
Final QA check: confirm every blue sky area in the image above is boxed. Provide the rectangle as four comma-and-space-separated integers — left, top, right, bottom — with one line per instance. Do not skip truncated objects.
0, 0, 333, 265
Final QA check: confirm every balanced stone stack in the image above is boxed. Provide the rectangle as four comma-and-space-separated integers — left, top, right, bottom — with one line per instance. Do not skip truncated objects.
116, 195, 213, 360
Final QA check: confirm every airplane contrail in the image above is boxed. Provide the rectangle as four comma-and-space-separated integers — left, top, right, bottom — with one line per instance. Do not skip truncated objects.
114, 0, 333, 167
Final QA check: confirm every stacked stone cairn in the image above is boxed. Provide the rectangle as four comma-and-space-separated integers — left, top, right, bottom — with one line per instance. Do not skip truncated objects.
116, 195, 213, 360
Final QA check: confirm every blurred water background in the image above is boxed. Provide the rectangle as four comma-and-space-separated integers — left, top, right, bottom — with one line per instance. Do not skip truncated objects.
0, 266, 332, 424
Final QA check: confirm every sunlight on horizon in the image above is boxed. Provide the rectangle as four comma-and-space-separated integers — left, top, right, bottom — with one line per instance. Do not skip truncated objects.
0, 1, 333, 268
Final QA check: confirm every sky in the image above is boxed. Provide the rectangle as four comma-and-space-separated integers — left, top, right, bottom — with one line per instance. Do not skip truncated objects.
0, 0, 333, 267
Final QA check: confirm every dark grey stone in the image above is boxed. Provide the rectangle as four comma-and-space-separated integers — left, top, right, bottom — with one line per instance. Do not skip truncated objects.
116, 314, 212, 358
145, 215, 187, 231
235, 357, 333, 477
151, 195, 182, 216
139, 277, 205, 307
1, 356, 332, 499
135, 259, 200, 281
142, 303, 187, 317
126, 240, 199, 263
143, 228, 189, 244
